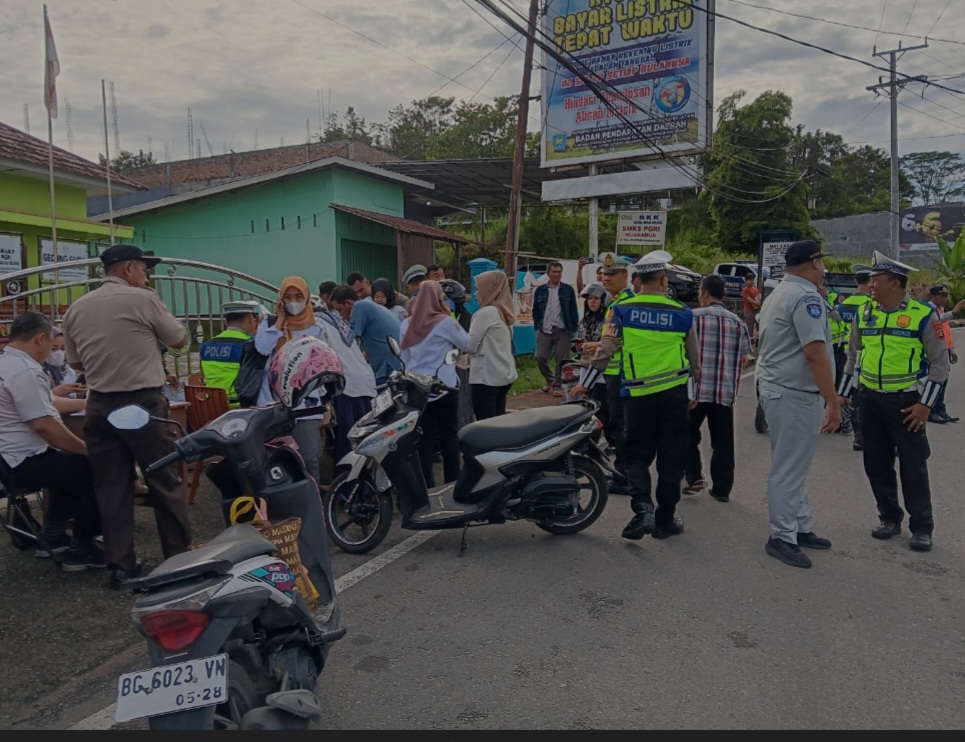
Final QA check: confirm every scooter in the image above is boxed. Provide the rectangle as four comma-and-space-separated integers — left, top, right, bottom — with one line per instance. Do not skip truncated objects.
106, 402, 345, 730
324, 341, 611, 555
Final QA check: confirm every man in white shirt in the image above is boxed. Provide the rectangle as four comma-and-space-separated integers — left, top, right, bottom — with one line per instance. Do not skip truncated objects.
0, 312, 104, 571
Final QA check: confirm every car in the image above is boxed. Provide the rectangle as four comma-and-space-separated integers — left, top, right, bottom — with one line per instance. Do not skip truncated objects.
714, 262, 781, 299
665, 263, 703, 302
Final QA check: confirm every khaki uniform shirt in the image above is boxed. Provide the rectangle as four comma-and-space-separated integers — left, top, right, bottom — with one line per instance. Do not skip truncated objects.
63, 277, 185, 393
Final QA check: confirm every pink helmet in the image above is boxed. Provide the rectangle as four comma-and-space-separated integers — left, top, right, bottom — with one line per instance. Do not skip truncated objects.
268, 335, 345, 409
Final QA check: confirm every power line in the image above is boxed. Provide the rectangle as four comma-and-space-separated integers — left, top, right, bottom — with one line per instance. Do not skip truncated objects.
874, 0, 888, 50
847, 131, 965, 145
898, 99, 965, 133
841, 101, 885, 140
900, 0, 919, 41
925, 0, 952, 38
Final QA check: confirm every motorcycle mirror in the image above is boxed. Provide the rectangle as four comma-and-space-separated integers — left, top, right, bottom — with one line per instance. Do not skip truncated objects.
387, 334, 402, 358
107, 404, 151, 431
444, 349, 459, 366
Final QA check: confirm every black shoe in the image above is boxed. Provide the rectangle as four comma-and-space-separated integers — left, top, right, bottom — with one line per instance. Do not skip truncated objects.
853, 441, 863, 451
797, 532, 832, 550
871, 521, 902, 540
941, 413, 959, 423
709, 490, 729, 503
765, 538, 812, 568
909, 533, 933, 552
35, 533, 70, 559
682, 480, 706, 496
109, 561, 143, 590
62, 543, 108, 572
928, 412, 947, 424
622, 510, 655, 540
652, 518, 684, 539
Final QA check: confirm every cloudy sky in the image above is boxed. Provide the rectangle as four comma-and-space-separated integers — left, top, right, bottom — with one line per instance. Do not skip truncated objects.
2, 0, 964, 165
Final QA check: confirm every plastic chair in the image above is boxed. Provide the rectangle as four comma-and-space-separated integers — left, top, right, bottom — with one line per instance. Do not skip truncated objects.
182, 385, 231, 505
0, 459, 59, 562
187, 372, 205, 386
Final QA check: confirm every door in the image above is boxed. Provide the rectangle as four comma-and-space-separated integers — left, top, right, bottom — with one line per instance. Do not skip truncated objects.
338, 239, 397, 286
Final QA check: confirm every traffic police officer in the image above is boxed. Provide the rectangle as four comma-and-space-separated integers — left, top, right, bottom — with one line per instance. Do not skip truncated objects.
837, 251, 949, 552
824, 282, 852, 434
200, 300, 262, 406
575, 251, 701, 541
756, 240, 840, 569
835, 264, 874, 450
586, 252, 634, 494
63, 244, 192, 587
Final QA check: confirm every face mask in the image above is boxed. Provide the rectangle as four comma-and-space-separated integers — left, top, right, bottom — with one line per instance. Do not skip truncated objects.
285, 301, 306, 316
48, 350, 66, 367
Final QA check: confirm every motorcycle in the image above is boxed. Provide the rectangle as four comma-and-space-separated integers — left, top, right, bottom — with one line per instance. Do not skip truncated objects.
105, 401, 345, 730
323, 340, 612, 555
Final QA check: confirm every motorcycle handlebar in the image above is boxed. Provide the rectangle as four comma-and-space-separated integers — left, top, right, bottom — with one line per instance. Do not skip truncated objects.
144, 450, 181, 474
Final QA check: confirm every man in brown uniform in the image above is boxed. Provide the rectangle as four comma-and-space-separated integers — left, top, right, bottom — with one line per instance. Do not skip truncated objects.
63, 244, 192, 588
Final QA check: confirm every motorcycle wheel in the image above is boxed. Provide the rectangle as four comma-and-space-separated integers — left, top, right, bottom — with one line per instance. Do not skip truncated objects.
213, 661, 261, 730
537, 456, 609, 535
324, 472, 394, 554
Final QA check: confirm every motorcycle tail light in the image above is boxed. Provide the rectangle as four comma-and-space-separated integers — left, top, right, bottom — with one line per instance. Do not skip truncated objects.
140, 610, 210, 653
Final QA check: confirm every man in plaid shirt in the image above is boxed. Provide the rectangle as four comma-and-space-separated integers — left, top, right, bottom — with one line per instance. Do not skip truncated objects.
683, 275, 752, 502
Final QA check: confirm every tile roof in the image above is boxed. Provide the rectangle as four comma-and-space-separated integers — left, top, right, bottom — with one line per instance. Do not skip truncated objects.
0, 120, 144, 190
328, 204, 477, 245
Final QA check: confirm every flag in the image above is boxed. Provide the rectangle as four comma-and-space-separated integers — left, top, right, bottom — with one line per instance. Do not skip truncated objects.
43, 5, 60, 119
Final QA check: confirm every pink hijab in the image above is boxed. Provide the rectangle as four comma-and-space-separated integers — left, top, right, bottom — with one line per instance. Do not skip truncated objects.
401, 280, 450, 350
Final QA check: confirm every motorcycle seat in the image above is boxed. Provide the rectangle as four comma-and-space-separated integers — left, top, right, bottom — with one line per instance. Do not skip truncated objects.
459, 405, 591, 454
128, 525, 277, 591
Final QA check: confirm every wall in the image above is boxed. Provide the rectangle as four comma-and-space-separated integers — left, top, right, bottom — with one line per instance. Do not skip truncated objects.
812, 211, 940, 268
0, 172, 88, 219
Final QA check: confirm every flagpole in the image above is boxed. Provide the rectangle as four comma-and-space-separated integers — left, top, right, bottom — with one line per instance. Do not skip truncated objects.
101, 79, 115, 245
44, 4, 60, 319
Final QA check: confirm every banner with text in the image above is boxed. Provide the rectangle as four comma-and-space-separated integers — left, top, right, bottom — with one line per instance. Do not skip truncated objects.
762, 241, 792, 279
541, 0, 712, 168
40, 239, 89, 281
616, 210, 667, 246
900, 203, 965, 252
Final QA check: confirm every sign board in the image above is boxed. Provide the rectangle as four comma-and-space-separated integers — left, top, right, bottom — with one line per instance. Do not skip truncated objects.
900, 203, 965, 252
761, 241, 793, 279
40, 240, 89, 281
0, 233, 25, 297
540, 0, 713, 168
616, 210, 667, 246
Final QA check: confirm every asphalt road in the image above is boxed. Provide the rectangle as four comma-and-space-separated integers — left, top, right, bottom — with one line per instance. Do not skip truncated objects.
4, 330, 964, 730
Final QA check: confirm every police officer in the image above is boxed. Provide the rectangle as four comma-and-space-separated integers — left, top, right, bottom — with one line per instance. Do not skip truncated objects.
579, 252, 635, 494
63, 244, 192, 588
837, 251, 949, 552
756, 240, 840, 569
200, 300, 262, 406
574, 251, 700, 541
836, 265, 874, 450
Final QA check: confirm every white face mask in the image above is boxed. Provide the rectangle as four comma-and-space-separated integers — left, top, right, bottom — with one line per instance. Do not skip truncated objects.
285, 301, 306, 316
48, 350, 66, 367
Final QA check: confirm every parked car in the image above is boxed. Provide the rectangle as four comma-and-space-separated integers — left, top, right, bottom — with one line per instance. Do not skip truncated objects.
665, 263, 703, 302
714, 262, 780, 299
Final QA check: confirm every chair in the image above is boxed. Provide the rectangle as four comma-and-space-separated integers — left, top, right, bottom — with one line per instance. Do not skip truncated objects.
187, 372, 205, 386
182, 385, 231, 505
0, 458, 59, 562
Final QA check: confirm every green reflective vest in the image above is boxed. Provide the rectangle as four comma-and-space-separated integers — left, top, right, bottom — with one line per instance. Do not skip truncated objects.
604, 288, 635, 376
610, 293, 693, 397
827, 291, 849, 346
857, 299, 931, 391
199, 328, 251, 405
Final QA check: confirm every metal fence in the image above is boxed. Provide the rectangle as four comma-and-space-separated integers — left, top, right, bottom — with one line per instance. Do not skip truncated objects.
0, 257, 279, 378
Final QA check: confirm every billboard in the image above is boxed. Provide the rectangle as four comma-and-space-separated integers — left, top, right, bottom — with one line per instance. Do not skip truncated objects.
761, 241, 793, 280
541, 0, 713, 168
40, 239, 89, 281
616, 210, 667, 246
900, 203, 965, 252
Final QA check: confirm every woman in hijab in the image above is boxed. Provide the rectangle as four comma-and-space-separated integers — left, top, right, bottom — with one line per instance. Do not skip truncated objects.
372, 277, 407, 323
400, 280, 471, 486
43, 327, 81, 394
254, 276, 337, 483
468, 270, 519, 420
575, 283, 612, 443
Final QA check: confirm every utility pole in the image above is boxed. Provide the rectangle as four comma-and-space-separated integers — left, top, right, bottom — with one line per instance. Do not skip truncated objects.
867, 41, 929, 259
505, 0, 539, 284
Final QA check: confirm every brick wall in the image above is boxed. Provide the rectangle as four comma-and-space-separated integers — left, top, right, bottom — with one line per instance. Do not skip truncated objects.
127, 140, 396, 190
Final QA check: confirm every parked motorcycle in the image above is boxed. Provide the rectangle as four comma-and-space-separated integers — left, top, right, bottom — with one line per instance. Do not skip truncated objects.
324, 339, 611, 555
106, 336, 347, 730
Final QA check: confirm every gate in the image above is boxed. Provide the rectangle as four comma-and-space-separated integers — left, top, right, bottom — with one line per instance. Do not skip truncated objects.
0, 257, 279, 379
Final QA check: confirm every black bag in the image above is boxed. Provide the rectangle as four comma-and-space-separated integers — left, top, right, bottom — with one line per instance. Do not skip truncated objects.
234, 332, 270, 408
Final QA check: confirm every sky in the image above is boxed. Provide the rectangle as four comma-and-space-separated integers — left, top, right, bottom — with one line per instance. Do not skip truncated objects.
2, 0, 964, 166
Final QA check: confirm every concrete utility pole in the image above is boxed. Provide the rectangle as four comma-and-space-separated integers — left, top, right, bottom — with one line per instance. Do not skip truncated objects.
505, 0, 539, 285
867, 42, 929, 260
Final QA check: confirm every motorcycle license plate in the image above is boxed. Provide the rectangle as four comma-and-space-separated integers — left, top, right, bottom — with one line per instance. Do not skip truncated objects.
372, 389, 393, 416
114, 654, 228, 723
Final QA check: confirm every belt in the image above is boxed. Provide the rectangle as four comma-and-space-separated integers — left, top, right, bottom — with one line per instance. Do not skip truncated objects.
88, 387, 164, 396
760, 380, 819, 395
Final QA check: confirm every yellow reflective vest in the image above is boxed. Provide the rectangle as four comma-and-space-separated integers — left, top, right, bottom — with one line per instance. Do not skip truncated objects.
200, 328, 251, 405
603, 288, 635, 376
857, 299, 932, 391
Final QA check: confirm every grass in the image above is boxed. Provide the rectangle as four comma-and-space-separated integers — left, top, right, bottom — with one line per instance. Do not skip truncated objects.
510, 355, 545, 396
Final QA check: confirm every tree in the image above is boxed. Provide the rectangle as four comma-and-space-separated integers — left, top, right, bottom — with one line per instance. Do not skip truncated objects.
703, 90, 815, 254
319, 107, 373, 145
378, 96, 456, 158
900, 151, 965, 206
98, 149, 157, 172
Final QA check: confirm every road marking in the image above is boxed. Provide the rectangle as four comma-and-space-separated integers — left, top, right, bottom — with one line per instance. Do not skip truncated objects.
68, 530, 440, 730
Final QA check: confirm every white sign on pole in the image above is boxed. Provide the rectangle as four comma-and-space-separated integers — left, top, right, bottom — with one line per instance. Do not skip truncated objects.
40, 239, 89, 281
762, 241, 793, 279
616, 211, 667, 246
0, 234, 23, 276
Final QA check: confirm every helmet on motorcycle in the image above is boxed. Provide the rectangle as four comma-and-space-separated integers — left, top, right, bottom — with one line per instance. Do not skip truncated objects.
268, 335, 345, 409
439, 278, 467, 304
